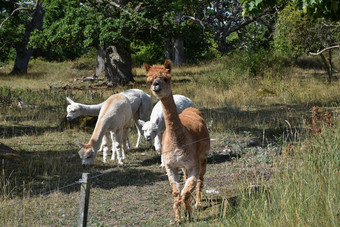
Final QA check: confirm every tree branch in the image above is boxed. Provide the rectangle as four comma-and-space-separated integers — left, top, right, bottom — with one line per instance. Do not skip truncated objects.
309, 45, 340, 55
0, 7, 31, 30
181, 15, 206, 34
96, 0, 131, 15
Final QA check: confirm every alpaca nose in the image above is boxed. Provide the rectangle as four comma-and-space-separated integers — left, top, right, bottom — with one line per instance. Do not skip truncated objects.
152, 81, 161, 92
146, 136, 151, 141
66, 116, 71, 121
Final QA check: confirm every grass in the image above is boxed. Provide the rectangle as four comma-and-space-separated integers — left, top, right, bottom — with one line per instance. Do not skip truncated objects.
0, 54, 339, 226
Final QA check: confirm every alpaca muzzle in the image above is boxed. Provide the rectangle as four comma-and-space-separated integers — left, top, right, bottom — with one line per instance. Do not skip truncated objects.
152, 81, 161, 93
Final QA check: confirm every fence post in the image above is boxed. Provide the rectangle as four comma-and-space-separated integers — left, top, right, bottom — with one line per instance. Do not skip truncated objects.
78, 173, 91, 227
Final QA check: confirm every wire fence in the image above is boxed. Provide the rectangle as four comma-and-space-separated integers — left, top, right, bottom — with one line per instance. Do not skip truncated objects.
0, 164, 127, 212
0, 112, 315, 225
0, 116, 275, 212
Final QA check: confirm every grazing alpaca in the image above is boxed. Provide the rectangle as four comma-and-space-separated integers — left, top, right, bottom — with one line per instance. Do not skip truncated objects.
67, 89, 153, 160
138, 94, 193, 152
145, 60, 210, 223
77, 94, 132, 166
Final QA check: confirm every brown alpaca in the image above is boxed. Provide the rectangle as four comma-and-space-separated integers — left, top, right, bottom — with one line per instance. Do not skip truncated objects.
144, 60, 210, 223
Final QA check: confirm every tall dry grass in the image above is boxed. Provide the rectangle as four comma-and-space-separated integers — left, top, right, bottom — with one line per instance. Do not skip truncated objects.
0, 53, 339, 225
219, 119, 339, 226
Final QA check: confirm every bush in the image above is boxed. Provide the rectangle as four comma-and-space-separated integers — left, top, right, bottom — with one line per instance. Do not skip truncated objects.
226, 49, 291, 78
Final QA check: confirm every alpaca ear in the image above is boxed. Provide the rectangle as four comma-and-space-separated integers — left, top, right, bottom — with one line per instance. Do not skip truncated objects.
144, 63, 151, 73
75, 141, 84, 148
164, 59, 172, 72
138, 119, 145, 127
66, 97, 74, 104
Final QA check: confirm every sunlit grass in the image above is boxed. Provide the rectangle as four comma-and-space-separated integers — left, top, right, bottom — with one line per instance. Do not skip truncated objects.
219, 121, 339, 226
0, 54, 339, 225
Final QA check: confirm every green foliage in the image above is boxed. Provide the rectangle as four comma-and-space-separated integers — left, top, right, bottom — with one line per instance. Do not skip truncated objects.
274, 4, 340, 58
0, 1, 33, 64
30, 0, 99, 61
242, 0, 340, 21
227, 48, 290, 77
131, 41, 164, 65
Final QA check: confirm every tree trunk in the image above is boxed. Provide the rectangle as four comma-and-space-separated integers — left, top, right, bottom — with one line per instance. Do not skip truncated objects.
95, 46, 106, 77
164, 38, 172, 60
10, 0, 44, 75
319, 53, 332, 83
173, 39, 184, 65
105, 45, 134, 86
172, 13, 184, 65
217, 33, 228, 56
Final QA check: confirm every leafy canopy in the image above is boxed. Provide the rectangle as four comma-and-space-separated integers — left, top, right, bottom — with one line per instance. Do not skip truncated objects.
241, 0, 340, 21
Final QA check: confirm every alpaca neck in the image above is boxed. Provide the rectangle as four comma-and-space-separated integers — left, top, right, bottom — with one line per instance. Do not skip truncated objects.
79, 103, 103, 116
160, 92, 185, 144
88, 119, 108, 151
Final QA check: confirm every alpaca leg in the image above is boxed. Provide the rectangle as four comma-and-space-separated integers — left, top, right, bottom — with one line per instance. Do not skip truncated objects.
110, 131, 123, 165
181, 168, 198, 219
155, 133, 165, 167
195, 159, 207, 208
154, 133, 162, 152
182, 168, 188, 182
134, 120, 143, 148
113, 131, 124, 165
160, 154, 164, 168
121, 126, 129, 160
136, 102, 151, 148
166, 167, 181, 223
102, 133, 110, 163
110, 131, 117, 161
125, 134, 130, 151
182, 168, 195, 207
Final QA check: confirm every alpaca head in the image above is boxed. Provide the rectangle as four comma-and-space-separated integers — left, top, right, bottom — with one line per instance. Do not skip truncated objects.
66, 97, 82, 120
138, 119, 160, 142
144, 59, 172, 99
76, 141, 96, 167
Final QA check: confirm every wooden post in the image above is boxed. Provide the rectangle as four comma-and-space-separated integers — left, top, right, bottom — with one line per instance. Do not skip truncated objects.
78, 173, 91, 227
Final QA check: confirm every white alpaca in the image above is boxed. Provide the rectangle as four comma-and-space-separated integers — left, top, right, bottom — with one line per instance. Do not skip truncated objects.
138, 94, 193, 152
67, 89, 153, 160
77, 94, 132, 166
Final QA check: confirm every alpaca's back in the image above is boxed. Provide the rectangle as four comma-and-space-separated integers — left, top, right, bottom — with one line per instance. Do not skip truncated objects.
121, 89, 152, 119
97, 94, 132, 134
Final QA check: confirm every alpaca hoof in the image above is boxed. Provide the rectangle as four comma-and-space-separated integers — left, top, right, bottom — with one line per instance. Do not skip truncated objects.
195, 202, 202, 210
169, 219, 181, 226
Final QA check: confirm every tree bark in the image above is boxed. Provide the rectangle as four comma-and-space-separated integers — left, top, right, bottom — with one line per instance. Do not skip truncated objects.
319, 53, 332, 83
10, 0, 44, 75
105, 45, 134, 86
173, 39, 184, 65
310, 45, 340, 83
95, 46, 106, 77
164, 38, 172, 60
172, 13, 184, 65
